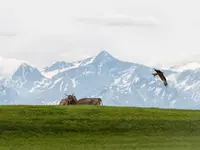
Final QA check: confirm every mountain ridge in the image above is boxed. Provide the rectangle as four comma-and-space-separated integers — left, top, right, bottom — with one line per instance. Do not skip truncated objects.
0, 50, 200, 109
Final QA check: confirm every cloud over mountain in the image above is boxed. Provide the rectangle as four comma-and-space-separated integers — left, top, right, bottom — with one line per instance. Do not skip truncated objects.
75, 15, 159, 27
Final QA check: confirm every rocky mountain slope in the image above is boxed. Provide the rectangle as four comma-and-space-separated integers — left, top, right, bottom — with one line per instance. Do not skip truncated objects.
1, 50, 200, 109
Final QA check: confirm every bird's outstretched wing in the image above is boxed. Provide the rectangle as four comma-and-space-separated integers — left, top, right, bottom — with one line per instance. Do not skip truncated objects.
154, 68, 163, 74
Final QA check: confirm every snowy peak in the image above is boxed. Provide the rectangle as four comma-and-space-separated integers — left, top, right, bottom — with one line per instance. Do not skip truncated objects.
12, 63, 44, 82
75, 50, 115, 67
93, 50, 118, 65
170, 62, 200, 72
14, 63, 36, 75
95, 50, 115, 60
43, 61, 73, 72
97, 50, 112, 57
41, 59, 93, 78
20, 63, 30, 68
41, 51, 116, 78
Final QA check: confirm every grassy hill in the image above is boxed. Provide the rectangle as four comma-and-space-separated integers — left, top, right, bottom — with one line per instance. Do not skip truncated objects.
0, 105, 200, 150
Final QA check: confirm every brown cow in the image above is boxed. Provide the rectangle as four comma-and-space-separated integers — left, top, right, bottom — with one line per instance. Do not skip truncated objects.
76, 98, 103, 105
152, 68, 168, 86
59, 93, 77, 105
59, 98, 69, 105
60, 94, 103, 106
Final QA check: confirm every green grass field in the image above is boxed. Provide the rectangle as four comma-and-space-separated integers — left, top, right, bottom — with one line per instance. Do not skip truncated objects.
0, 105, 200, 150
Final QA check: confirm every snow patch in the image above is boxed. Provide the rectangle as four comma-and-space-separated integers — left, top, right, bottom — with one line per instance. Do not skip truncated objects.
60, 81, 64, 92
170, 62, 200, 72
80, 57, 95, 66
72, 78, 77, 88
48, 77, 63, 89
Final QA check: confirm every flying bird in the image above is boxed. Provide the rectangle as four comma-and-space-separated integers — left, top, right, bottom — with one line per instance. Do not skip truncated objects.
152, 68, 168, 86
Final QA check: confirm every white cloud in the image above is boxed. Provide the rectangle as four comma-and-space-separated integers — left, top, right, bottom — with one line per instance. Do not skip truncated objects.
0, 0, 200, 71
75, 15, 160, 27
0, 32, 17, 37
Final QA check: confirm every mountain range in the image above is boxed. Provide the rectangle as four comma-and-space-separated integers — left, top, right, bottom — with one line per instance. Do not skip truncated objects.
1, 50, 200, 109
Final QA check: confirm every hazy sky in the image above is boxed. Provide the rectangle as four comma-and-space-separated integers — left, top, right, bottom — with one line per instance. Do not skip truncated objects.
1, 0, 200, 76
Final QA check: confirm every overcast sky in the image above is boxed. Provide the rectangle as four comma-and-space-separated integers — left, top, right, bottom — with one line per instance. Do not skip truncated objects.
1, 0, 200, 76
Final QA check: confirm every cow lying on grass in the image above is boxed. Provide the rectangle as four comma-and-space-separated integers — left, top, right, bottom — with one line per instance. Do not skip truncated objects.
59, 94, 103, 106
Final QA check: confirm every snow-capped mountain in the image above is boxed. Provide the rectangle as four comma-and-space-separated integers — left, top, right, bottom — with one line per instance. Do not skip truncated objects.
1, 50, 200, 109
41, 61, 73, 78
169, 62, 200, 72
12, 63, 45, 82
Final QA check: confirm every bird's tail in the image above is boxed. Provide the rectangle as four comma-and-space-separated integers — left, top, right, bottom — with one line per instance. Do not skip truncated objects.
163, 81, 168, 87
